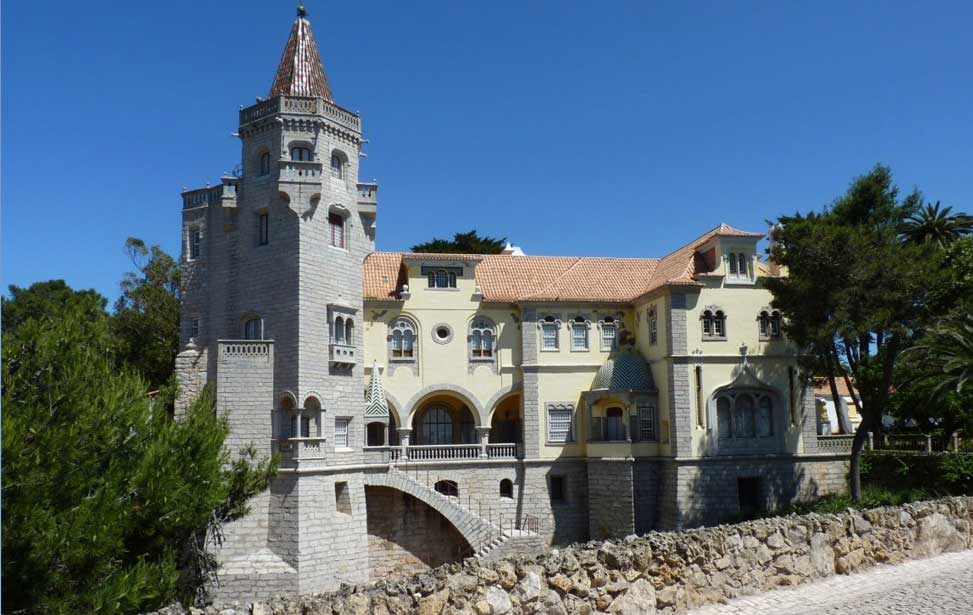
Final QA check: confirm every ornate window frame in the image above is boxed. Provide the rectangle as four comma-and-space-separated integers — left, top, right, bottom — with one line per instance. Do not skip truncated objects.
597, 315, 621, 352
648, 306, 658, 346
538, 314, 561, 352
701, 305, 727, 341
546, 402, 575, 444
388, 316, 418, 363
568, 314, 591, 352
757, 307, 783, 341
468, 316, 497, 365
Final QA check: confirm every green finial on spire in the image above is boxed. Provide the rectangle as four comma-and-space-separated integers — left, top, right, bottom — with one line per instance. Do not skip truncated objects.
297, 1, 307, 18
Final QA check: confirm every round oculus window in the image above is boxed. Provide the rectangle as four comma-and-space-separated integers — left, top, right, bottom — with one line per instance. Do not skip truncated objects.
431, 323, 453, 344
436, 327, 449, 339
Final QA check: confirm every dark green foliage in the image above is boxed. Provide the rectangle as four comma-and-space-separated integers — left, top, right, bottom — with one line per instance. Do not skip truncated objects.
765, 164, 947, 500
111, 238, 183, 390
1, 279, 108, 333
861, 452, 973, 496
2, 299, 276, 613
411, 229, 506, 254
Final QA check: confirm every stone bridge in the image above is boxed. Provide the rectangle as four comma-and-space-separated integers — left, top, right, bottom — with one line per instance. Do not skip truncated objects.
363, 467, 540, 560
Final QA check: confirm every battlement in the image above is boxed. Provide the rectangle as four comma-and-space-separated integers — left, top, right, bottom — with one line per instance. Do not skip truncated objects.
181, 178, 238, 209
239, 95, 361, 134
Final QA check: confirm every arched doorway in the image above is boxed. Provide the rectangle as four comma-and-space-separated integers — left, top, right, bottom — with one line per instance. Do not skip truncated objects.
490, 394, 522, 443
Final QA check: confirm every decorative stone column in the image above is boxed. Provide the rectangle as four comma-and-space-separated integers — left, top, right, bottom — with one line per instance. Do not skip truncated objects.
476, 427, 491, 458
397, 428, 412, 460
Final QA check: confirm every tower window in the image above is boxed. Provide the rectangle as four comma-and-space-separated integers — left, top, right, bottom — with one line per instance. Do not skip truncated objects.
330, 154, 343, 179
188, 227, 201, 260
259, 152, 271, 176
290, 146, 312, 161
328, 213, 345, 248
727, 252, 750, 280
258, 213, 269, 246
243, 317, 263, 340
190, 318, 200, 339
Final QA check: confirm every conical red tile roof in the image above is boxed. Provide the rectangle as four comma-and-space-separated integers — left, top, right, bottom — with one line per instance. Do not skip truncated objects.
269, 9, 334, 101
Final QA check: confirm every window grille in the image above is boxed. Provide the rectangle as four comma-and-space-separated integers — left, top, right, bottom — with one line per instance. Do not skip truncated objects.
601, 322, 617, 350
547, 408, 573, 442
542, 323, 558, 350
638, 405, 656, 441
571, 320, 588, 350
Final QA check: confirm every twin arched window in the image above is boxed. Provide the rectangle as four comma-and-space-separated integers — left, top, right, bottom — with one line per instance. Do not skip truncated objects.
390, 317, 417, 359
470, 317, 496, 359
334, 315, 354, 346
702, 309, 726, 338
727, 252, 749, 279
715, 390, 774, 440
758, 310, 783, 339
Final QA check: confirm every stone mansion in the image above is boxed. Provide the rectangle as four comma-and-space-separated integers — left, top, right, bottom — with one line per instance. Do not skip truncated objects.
174, 6, 849, 602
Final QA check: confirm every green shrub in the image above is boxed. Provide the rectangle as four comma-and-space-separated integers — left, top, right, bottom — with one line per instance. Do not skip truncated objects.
2, 304, 277, 614
942, 452, 973, 492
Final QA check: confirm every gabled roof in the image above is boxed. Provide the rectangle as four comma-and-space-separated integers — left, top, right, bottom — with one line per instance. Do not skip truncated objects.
362, 224, 767, 304
269, 7, 334, 101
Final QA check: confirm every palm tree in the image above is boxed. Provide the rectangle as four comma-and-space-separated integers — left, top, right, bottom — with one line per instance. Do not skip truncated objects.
901, 201, 973, 247
909, 315, 973, 398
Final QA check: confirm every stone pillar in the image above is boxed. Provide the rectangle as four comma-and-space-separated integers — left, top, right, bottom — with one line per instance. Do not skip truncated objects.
953, 431, 960, 452
925, 434, 933, 453
174, 339, 205, 418
867, 431, 874, 451
398, 428, 412, 460
477, 426, 491, 458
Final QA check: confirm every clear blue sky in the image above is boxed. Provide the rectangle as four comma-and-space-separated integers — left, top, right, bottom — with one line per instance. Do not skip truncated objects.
3, 1, 971, 301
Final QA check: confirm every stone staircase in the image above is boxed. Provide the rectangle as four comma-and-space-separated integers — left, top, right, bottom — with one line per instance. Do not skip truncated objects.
365, 467, 542, 560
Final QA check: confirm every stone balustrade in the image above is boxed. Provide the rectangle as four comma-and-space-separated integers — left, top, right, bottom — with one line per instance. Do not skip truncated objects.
406, 444, 481, 461
273, 437, 328, 465
218, 340, 273, 362
278, 160, 323, 182
486, 443, 519, 459
239, 96, 361, 133
329, 343, 356, 366
182, 185, 224, 209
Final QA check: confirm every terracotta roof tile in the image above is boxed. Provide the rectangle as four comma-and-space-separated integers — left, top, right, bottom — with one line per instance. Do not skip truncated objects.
363, 224, 767, 303
269, 12, 334, 101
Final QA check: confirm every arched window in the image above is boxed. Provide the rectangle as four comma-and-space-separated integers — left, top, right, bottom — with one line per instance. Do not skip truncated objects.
714, 390, 775, 441
421, 406, 453, 445
290, 146, 312, 161
334, 316, 345, 344
330, 154, 343, 179
344, 318, 354, 345
702, 309, 726, 339
499, 479, 514, 499
571, 316, 589, 351
259, 152, 271, 176
243, 317, 263, 340
435, 480, 459, 497
389, 317, 417, 359
328, 213, 345, 248
470, 317, 496, 359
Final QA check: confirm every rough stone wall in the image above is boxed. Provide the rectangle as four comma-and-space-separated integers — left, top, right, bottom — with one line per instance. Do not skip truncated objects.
586, 459, 635, 540
633, 459, 661, 534
168, 496, 973, 615
366, 486, 471, 579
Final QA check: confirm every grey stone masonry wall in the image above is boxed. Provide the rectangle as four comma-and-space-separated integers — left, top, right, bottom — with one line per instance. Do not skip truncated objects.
666, 293, 694, 457
587, 459, 636, 540
175, 496, 973, 615
216, 340, 274, 458
634, 459, 661, 534
660, 456, 849, 529
520, 308, 541, 459
173, 344, 206, 418
800, 382, 820, 454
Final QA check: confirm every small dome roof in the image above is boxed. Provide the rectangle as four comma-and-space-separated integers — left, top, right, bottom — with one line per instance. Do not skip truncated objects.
591, 351, 656, 392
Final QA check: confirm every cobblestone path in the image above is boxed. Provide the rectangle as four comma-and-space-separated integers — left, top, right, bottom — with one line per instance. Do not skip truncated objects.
687, 549, 973, 615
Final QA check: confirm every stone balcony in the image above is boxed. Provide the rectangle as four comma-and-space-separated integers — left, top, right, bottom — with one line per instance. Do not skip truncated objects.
329, 343, 356, 366
278, 159, 323, 183
357, 182, 378, 214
